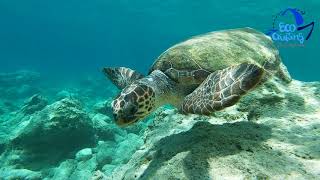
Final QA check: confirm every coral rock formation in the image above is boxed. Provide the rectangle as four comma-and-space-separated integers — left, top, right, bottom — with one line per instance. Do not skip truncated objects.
0, 73, 319, 180
110, 78, 320, 180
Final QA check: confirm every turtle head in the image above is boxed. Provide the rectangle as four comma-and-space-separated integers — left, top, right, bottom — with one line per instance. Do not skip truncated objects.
103, 67, 156, 126
111, 83, 156, 127
103, 67, 170, 127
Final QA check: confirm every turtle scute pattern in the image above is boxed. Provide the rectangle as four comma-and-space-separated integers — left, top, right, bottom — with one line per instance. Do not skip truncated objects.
112, 83, 156, 124
150, 28, 280, 76
181, 63, 264, 115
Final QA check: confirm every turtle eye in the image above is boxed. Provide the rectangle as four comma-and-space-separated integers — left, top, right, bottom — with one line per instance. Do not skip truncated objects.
120, 101, 125, 107
129, 105, 137, 114
112, 113, 117, 119
124, 103, 138, 115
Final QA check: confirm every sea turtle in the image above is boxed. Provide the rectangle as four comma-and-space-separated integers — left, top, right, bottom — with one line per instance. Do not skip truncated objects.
103, 28, 291, 126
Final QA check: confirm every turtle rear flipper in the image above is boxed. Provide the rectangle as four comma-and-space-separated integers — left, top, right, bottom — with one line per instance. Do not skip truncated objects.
276, 62, 292, 83
181, 63, 264, 115
103, 67, 144, 89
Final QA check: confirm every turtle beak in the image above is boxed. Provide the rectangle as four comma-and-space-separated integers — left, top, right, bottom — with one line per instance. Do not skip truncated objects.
114, 118, 137, 127
115, 119, 128, 127
113, 113, 135, 127
112, 113, 125, 127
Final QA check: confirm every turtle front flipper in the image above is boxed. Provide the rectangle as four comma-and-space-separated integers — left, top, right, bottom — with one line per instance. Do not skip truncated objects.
181, 63, 264, 115
103, 67, 144, 89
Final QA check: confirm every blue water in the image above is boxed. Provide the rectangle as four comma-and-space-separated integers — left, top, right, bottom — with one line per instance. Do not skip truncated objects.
1, 1, 320, 179
0, 0, 319, 81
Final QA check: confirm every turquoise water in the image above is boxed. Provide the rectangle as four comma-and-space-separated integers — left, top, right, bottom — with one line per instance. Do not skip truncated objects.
0, 0, 319, 81
0, 1, 320, 179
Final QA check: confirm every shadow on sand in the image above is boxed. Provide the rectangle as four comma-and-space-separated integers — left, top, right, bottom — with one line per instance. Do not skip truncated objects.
137, 121, 272, 179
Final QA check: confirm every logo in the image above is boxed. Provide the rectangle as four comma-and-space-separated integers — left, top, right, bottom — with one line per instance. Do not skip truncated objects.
266, 8, 315, 47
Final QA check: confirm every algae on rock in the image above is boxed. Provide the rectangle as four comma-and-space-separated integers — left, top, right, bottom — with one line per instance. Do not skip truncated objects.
110, 78, 320, 180
0, 71, 319, 180
12, 98, 95, 152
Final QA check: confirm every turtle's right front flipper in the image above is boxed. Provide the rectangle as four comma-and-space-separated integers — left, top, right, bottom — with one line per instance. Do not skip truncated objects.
181, 63, 264, 115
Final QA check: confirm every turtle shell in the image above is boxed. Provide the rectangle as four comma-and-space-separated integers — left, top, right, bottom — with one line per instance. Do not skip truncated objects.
149, 28, 281, 84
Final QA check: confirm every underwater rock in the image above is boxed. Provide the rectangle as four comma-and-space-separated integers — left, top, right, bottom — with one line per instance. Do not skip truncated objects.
0, 168, 42, 180
69, 155, 98, 179
1, 74, 319, 179
102, 164, 117, 176
93, 99, 113, 116
20, 94, 48, 115
91, 113, 125, 141
110, 79, 320, 180
95, 141, 116, 168
91, 170, 108, 180
76, 148, 93, 161
12, 98, 94, 152
0, 149, 23, 169
113, 133, 144, 165
49, 159, 77, 180
0, 98, 96, 173
238, 79, 315, 120
45, 149, 99, 179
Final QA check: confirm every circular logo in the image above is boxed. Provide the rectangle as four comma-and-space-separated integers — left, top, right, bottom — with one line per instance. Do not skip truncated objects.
266, 8, 315, 47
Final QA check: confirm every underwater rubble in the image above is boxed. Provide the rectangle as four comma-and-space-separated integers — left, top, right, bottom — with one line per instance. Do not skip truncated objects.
110, 78, 320, 180
0, 71, 41, 100
0, 71, 319, 179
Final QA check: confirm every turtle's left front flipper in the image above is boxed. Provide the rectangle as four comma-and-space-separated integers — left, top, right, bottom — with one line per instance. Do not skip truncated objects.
102, 67, 144, 89
181, 63, 264, 115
